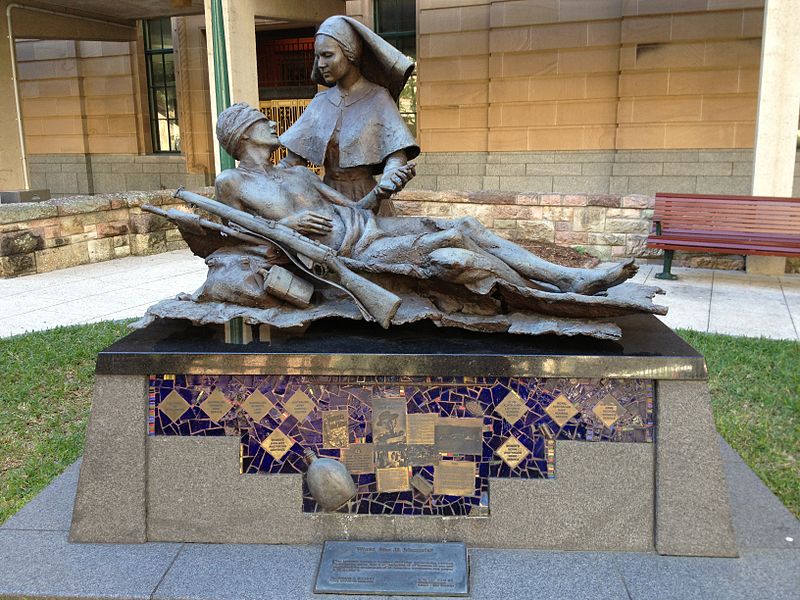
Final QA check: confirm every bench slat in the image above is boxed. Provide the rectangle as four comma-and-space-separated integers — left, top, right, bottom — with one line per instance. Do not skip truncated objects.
647, 192, 800, 259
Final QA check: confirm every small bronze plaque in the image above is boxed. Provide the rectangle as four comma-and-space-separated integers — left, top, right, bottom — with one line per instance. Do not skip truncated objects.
158, 390, 190, 422
495, 435, 530, 469
376, 447, 408, 468
410, 473, 434, 497
435, 417, 483, 454
593, 394, 624, 427
545, 394, 579, 427
375, 467, 410, 492
372, 399, 407, 445
199, 389, 232, 422
495, 389, 528, 425
406, 413, 438, 445
260, 429, 294, 461
284, 389, 315, 421
434, 461, 476, 497
314, 541, 468, 596
405, 445, 440, 467
322, 409, 350, 449
241, 389, 273, 423
341, 443, 375, 474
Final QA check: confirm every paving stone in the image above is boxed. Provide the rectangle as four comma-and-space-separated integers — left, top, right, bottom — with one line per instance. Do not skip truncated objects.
469, 549, 630, 600
719, 439, 800, 550
614, 549, 800, 600
153, 543, 380, 600
0, 530, 180, 599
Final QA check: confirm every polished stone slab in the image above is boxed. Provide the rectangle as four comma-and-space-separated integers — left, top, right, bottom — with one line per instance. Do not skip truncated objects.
314, 541, 468, 596
96, 314, 706, 379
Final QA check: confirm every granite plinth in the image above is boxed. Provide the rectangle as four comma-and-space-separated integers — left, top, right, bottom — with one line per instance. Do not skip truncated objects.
71, 315, 736, 557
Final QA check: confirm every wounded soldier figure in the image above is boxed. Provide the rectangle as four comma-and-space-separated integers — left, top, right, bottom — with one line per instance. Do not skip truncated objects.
140, 103, 666, 339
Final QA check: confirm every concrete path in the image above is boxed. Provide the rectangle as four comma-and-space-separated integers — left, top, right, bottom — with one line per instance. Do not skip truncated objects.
1, 249, 799, 340
0, 438, 796, 599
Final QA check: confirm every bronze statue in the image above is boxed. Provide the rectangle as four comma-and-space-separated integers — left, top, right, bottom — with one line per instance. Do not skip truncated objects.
278, 15, 419, 216
139, 103, 665, 340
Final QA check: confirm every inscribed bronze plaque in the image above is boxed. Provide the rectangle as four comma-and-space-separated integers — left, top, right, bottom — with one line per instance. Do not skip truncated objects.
159, 390, 190, 422
322, 409, 350, 449
410, 473, 434, 497
372, 399, 407, 445
545, 394, 579, 427
241, 389, 273, 422
593, 394, 623, 427
495, 389, 528, 424
376, 447, 408, 468
495, 435, 530, 469
284, 389, 315, 421
434, 461, 476, 497
435, 417, 483, 454
314, 541, 468, 596
199, 389, 231, 422
406, 413, 438, 445
405, 444, 440, 466
376, 467, 410, 492
341, 443, 375, 474
261, 429, 294, 461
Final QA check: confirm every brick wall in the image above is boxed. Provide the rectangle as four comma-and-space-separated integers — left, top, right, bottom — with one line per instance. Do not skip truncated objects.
27, 154, 209, 196
408, 149, 800, 197
394, 189, 652, 260
0, 188, 654, 278
0, 188, 211, 278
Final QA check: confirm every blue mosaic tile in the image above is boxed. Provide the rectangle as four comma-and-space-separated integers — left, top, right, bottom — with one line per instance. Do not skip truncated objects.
149, 375, 654, 516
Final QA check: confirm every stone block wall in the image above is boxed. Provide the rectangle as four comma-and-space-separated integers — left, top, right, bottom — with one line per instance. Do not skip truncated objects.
394, 189, 652, 260
407, 149, 800, 197
27, 154, 210, 197
0, 188, 213, 278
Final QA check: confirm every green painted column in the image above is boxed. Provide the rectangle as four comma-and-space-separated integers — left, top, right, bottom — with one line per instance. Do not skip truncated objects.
211, 0, 234, 171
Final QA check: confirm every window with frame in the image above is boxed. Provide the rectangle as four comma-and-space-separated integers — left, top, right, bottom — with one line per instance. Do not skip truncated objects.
144, 18, 180, 153
374, 0, 417, 136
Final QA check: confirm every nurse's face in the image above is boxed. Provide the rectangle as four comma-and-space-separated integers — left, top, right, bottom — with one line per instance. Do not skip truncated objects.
315, 35, 355, 84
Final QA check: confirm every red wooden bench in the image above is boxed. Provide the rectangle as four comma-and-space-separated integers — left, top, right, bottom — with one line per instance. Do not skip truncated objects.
646, 192, 800, 279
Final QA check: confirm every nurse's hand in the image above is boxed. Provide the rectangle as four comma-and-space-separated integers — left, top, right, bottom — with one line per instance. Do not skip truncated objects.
379, 162, 416, 195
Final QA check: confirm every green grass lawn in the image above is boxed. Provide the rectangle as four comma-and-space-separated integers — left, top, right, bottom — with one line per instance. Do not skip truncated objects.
0, 322, 797, 525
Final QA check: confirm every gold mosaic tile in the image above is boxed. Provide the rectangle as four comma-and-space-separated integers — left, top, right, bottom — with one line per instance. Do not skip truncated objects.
241, 389, 273, 422
495, 389, 528, 424
284, 389, 315, 421
261, 429, 294, 461
545, 394, 579, 427
159, 390, 190, 423
199, 389, 232, 422
593, 394, 624, 428
495, 435, 530, 469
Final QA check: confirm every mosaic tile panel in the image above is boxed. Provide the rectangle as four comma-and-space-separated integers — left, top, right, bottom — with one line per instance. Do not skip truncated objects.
149, 375, 654, 516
